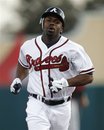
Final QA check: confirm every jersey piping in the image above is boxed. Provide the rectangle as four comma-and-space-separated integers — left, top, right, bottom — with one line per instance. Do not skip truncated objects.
35, 39, 46, 97
80, 67, 95, 74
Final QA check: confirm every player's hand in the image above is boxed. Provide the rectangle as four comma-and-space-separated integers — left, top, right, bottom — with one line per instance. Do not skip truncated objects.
50, 78, 69, 93
10, 78, 22, 95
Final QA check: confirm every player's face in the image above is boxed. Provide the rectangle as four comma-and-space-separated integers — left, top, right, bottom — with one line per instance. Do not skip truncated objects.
43, 16, 63, 37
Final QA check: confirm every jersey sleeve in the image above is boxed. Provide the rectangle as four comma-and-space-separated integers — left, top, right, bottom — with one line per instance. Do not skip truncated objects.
18, 43, 29, 68
71, 46, 95, 74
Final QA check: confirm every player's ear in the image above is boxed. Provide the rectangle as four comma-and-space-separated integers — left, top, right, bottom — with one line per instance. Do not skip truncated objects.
60, 26, 63, 34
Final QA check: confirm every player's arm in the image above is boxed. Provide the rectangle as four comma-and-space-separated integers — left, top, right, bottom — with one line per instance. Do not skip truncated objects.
10, 62, 29, 95
50, 72, 93, 93
16, 62, 29, 80
67, 72, 93, 87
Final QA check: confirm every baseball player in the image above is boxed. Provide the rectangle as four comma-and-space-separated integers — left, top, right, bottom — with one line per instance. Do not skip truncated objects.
10, 7, 95, 130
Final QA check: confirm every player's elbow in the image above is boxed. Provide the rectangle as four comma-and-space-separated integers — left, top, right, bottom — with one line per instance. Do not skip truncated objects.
88, 75, 94, 84
83, 74, 94, 85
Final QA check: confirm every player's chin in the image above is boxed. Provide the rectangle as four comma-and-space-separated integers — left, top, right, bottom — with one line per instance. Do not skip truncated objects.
47, 31, 55, 37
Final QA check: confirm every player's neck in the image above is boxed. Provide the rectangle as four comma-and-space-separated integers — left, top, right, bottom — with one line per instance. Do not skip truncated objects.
42, 35, 61, 48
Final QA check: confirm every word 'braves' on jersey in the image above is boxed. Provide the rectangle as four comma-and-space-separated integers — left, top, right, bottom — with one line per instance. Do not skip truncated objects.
18, 35, 94, 99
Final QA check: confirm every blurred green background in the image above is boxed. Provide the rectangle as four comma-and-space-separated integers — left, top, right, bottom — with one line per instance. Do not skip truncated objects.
0, 0, 104, 130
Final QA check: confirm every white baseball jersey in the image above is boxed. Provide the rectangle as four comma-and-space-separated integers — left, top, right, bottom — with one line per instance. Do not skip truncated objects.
18, 35, 94, 99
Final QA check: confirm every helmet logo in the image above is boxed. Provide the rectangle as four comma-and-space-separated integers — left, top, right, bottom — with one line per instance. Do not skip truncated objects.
50, 8, 57, 13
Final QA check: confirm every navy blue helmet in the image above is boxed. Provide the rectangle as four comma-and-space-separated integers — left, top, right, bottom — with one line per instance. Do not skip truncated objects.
40, 7, 65, 27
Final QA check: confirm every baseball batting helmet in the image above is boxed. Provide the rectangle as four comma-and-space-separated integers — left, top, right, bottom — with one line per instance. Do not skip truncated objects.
40, 7, 65, 27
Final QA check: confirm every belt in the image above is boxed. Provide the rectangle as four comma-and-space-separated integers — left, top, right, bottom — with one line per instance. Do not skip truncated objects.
29, 93, 71, 106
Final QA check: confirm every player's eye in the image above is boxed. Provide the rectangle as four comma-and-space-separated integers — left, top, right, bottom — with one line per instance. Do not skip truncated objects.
45, 18, 51, 22
54, 20, 60, 24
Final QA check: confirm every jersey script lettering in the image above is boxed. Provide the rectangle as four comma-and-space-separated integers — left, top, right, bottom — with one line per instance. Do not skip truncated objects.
26, 54, 69, 71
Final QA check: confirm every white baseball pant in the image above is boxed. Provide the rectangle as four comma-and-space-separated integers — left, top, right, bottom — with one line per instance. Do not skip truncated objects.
26, 96, 71, 130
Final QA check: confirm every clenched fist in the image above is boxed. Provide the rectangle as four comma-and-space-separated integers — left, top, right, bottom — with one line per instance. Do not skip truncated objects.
10, 78, 22, 95
50, 78, 69, 93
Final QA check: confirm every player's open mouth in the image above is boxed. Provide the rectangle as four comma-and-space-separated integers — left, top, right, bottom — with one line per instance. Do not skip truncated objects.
48, 27, 55, 32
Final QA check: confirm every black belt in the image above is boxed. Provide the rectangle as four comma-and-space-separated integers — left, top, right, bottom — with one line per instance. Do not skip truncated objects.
29, 93, 71, 106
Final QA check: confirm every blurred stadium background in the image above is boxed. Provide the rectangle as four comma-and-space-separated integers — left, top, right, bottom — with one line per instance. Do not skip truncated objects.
0, 0, 104, 130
